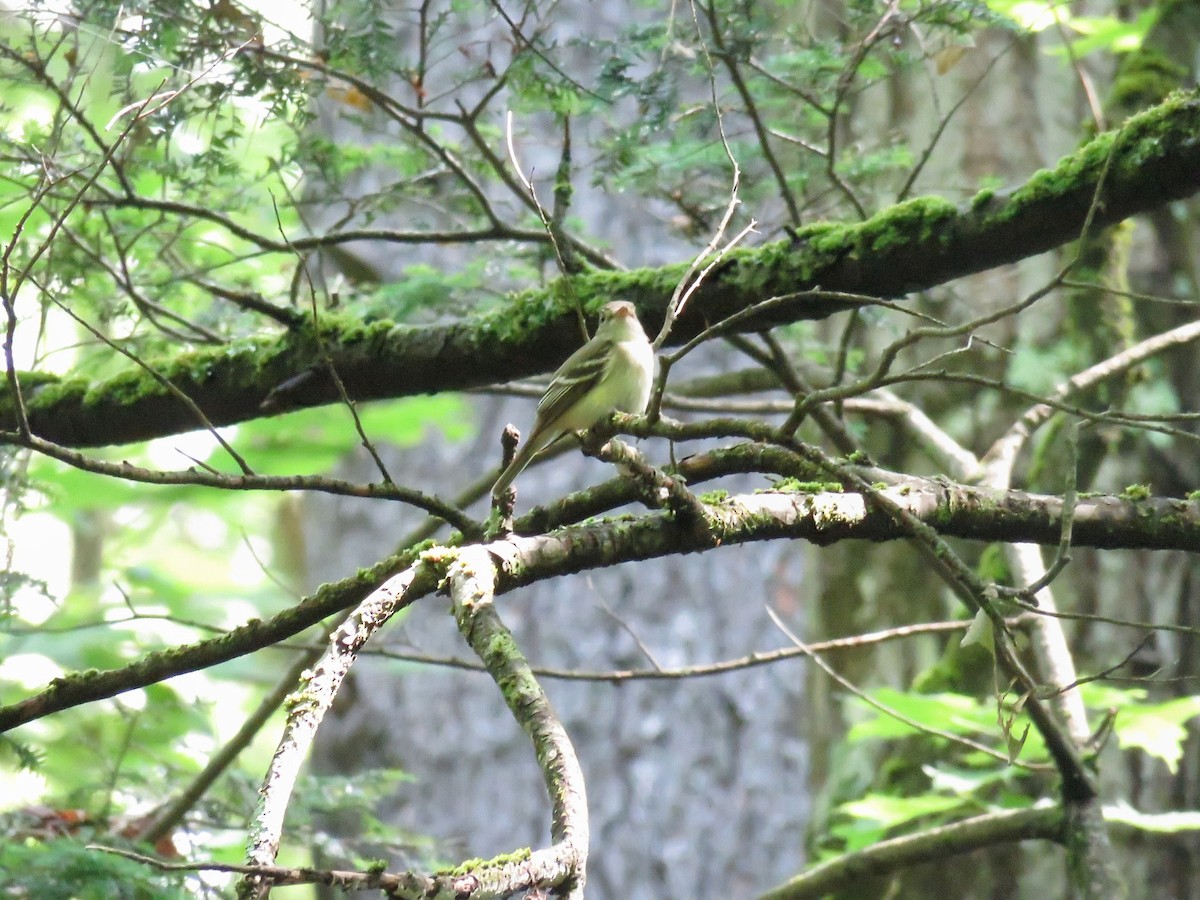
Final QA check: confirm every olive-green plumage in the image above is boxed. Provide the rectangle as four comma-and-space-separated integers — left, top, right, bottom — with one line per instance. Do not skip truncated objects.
492, 301, 654, 497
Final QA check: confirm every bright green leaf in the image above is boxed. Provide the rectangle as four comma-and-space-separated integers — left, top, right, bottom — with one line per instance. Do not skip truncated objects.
1111, 696, 1200, 774
847, 690, 990, 741
841, 792, 967, 829
1105, 802, 1200, 834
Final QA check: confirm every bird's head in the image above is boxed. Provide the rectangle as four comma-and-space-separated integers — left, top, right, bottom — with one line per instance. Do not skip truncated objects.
599, 301, 642, 331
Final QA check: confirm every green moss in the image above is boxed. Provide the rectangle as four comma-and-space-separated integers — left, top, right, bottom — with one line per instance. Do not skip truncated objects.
488, 630, 520, 664
22, 375, 89, 410
859, 196, 958, 255
784, 197, 958, 263
799, 221, 851, 256
978, 93, 1198, 228
418, 545, 460, 567
926, 498, 954, 527
283, 689, 317, 712
1120, 483, 1151, 501
83, 368, 153, 408
772, 477, 842, 493
1188, 490, 1200, 501
51, 668, 99, 689
334, 314, 400, 346
33, 331, 284, 415
1013, 152, 1096, 204
1109, 48, 1188, 113
10, 370, 60, 391
970, 188, 995, 210
436, 847, 532, 877
699, 489, 728, 503
478, 266, 675, 342
494, 659, 544, 712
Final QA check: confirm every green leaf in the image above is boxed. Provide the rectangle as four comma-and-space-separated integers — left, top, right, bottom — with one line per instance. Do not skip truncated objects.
1105, 802, 1200, 833
960, 608, 994, 651
1111, 695, 1200, 774
983, 0, 1058, 32
847, 690, 990, 741
1058, 11, 1157, 57
840, 792, 967, 828
923, 763, 1020, 797
0, 840, 191, 899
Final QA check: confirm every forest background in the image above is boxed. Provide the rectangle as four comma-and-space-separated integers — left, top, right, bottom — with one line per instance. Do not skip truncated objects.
3, 0, 1200, 898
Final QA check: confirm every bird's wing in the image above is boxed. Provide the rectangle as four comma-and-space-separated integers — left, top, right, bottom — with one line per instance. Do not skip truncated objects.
534, 335, 613, 427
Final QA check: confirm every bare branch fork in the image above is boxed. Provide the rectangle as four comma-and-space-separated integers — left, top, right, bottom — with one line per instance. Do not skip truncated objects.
781, 437, 1121, 892
868, 319, 1200, 751
236, 546, 588, 899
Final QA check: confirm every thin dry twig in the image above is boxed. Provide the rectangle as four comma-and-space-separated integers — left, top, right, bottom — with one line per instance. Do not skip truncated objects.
269, 193, 396, 486
366, 618, 982, 682
45, 293, 253, 475
764, 606, 1047, 769
240, 563, 433, 895
1, 431, 480, 536
505, 110, 587, 336
702, 0, 800, 225
651, 0, 758, 352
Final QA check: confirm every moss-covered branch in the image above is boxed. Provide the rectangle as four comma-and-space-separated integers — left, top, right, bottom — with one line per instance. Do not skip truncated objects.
6, 91, 1200, 448
4, 476, 1195, 736
240, 561, 433, 898
758, 807, 1065, 900
448, 546, 589, 898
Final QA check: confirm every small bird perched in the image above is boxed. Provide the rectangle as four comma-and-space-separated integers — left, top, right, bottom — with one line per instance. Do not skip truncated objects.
491, 300, 655, 498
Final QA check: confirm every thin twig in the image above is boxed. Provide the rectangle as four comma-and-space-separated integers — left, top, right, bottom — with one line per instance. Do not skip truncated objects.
271, 193, 395, 486
765, 606, 1047, 769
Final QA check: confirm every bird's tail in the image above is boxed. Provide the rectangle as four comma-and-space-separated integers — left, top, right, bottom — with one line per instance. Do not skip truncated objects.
491, 433, 542, 498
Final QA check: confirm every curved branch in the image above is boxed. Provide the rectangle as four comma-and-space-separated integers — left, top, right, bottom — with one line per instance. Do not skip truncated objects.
981, 317, 1200, 483
240, 563, 431, 897
137, 649, 316, 845
758, 807, 1064, 900
84, 195, 566, 255
8, 432, 481, 537
0, 551, 424, 733
979, 317, 1200, 750
448, 546, 589, 898
239, 546, 590, 900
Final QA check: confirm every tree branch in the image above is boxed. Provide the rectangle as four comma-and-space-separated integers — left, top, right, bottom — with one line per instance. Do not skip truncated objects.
7, 92, 1200, 447
448, 546, 589, 898
240, 563, 432, 897
3, 477, 1198, 734
758, 807, 1064, 900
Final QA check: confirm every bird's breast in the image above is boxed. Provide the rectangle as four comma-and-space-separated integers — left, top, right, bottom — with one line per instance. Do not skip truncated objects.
611, 339, 655, 413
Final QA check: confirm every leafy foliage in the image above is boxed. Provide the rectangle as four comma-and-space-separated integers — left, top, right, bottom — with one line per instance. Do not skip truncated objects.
0, 836, 191, 899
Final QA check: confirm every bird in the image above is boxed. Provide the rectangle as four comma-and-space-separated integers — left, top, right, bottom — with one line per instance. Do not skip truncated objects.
491, 300, 655, 498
